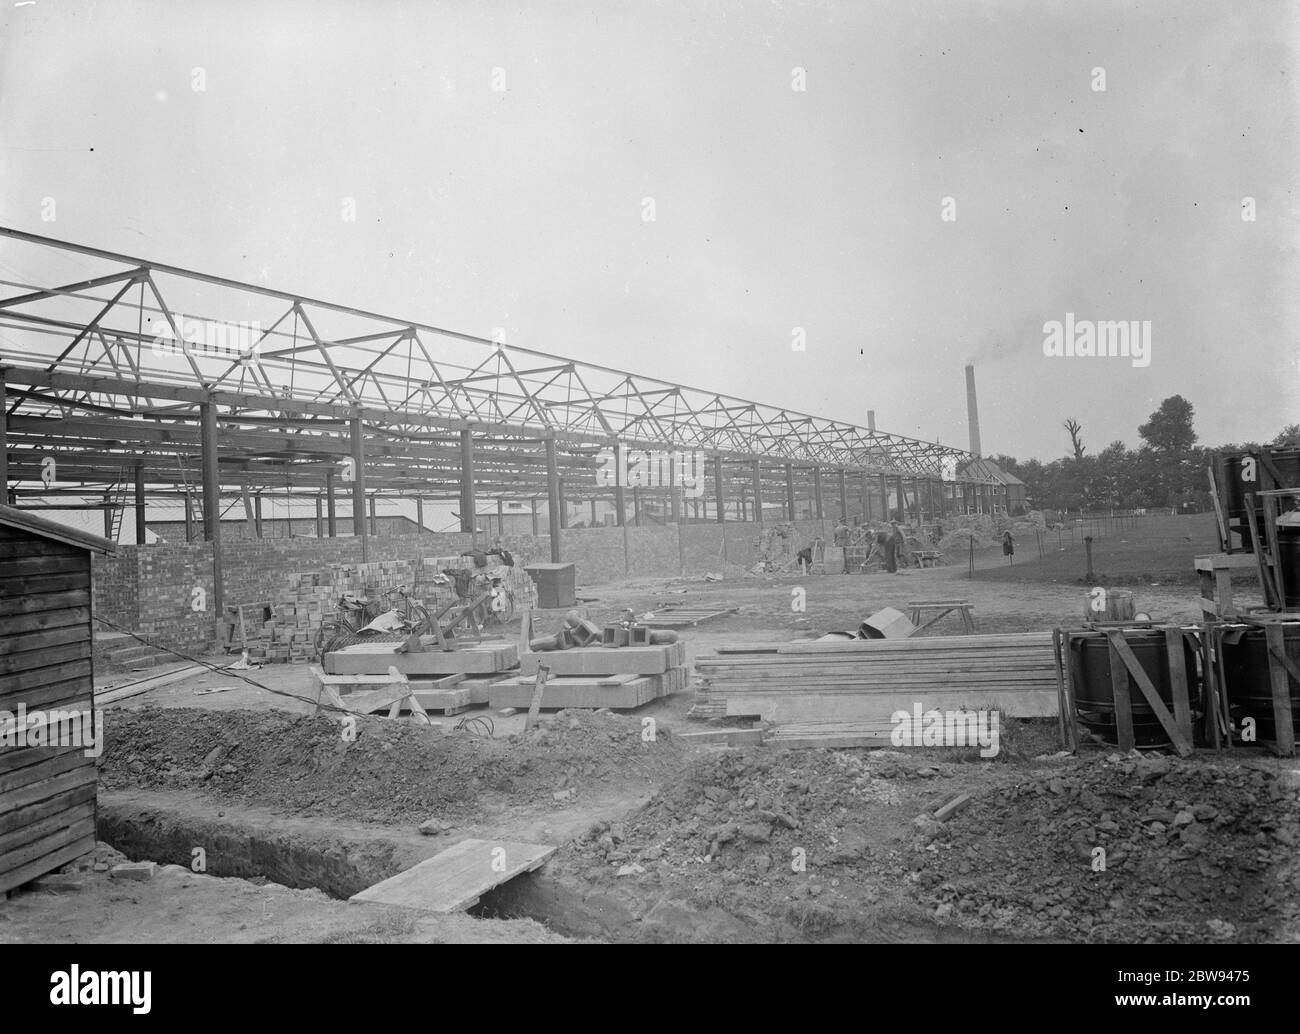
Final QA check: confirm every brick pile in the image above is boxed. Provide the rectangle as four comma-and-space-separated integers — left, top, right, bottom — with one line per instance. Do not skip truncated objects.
237, 556, 537, 662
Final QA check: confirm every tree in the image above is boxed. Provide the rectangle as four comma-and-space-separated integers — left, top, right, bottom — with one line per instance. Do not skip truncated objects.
1138, 396, 1197, 453
1063, 418, 1085, 461
1272, 423, 1300, 447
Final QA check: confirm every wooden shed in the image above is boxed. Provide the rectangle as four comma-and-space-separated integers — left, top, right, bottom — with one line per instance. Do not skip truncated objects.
0, 504, 116, 894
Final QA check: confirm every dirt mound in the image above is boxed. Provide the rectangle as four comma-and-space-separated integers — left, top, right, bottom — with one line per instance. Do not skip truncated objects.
908, 753, 1300, 943
557, 748, 941, 940
101, 707, 685, 826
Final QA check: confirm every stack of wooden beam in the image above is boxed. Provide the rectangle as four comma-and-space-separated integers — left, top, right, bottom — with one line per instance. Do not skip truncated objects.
694, 633, 1059, 727
319, 640, 521, 714
489, 642, 689, 710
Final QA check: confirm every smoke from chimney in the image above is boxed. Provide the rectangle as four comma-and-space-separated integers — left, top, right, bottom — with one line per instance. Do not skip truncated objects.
965, 364, 982, 457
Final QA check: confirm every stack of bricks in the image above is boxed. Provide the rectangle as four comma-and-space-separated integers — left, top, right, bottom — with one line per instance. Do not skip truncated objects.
238, 556, 539, 664
243, 572, 335, 664
421, 555, 539, 611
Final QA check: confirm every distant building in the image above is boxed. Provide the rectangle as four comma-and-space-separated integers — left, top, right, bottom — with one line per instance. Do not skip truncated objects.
957, 458, 1028, 515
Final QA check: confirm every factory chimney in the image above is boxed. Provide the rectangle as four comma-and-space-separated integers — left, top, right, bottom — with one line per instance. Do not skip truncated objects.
867, 410, 876, 431
965, 364, 982, 457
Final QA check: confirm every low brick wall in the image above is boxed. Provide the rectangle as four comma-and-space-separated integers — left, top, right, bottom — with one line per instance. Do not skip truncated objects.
91, 520, 831, 652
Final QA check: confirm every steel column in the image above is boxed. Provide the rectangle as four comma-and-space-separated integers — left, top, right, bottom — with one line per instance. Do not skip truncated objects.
545, 435, 562, 561
134, 461, 146, 544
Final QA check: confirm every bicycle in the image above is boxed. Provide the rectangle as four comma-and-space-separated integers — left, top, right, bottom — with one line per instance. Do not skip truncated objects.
314, 584, 431, 659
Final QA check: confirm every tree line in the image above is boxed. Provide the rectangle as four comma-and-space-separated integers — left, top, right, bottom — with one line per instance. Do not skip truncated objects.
984, 396, 1298, 514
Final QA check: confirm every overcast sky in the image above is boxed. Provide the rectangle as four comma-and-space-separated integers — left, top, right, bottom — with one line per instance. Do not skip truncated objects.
1, 0, 1295, 462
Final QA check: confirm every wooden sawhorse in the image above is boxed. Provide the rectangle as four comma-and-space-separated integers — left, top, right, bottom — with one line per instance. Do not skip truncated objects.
907, 599, 975, 633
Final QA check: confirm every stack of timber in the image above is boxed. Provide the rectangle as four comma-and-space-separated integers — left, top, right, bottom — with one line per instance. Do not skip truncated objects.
0, 506, 115, 894
320, 639, 520, 715
694, 633, 1059, 726
490, 642, 689, 710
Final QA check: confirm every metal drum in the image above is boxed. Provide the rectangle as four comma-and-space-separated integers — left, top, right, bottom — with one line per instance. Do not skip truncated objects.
1220, 448, 1300, 549
1069, 630, 1199, 746
1221, 626, 1300, 741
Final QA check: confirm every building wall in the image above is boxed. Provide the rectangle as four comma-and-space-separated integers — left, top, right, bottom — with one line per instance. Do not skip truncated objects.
90, 519, 834, 652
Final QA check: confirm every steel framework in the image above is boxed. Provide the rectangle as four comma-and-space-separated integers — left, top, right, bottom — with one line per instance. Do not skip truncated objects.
0, 226, 995, 556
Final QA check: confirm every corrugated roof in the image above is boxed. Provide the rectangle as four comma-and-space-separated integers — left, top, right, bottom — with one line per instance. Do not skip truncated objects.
0, 504, 118, 554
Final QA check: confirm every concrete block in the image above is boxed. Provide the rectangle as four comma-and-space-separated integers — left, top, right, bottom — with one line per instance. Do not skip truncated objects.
110, 862, 157, 882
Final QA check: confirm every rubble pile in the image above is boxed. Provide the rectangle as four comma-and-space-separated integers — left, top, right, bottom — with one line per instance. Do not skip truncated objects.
908, 753, 1300, 943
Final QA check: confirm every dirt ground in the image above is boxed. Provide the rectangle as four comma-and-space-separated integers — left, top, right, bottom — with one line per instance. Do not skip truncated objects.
4, 514, 1295, 944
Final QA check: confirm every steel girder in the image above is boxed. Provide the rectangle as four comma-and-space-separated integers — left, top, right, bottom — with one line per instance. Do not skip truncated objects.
0, 227, 982, 491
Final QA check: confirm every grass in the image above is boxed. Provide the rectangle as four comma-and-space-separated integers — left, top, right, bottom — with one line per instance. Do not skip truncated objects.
973, 514, 1231, 587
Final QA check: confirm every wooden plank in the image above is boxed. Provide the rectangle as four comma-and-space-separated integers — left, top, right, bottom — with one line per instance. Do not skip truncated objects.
1106, 636, 1136, 753
350, 839, 555, 913
0, 799, 95, 856
0, 589, 90, 617
764, 720, 897, 748
0, 539, 80, 559
723, 688, 1058, 723
0, 832, 96, 896
0, 658, 91, 695
324, 642, 518, 675
1165, 627, 1194, 745
97, 665, 203, 706
3, 607, 90, 636
1265, 623, 1297, 757
1104, 631, 1193, 757
0, 571, 90, 595
525, 665, 549, 732
674, 728, 765, 746
0, 641, 95, 675
0, 759, 96, 814
0, 625, 88, 657
0, 739, 91, 780
1243, 498, 1277, 608
0, 554, 89, 577
0, 681, 92, 715
933, 793, 973, 822
489, 676, 661, 711
775, 633, 1052, 655
0, 783, 95, 839
0, 815, 96, 876
406, 687, 473, 714
518, 641, 686, 676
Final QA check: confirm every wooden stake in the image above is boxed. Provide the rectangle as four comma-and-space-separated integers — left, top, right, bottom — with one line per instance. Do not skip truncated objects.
525, 663, 549, 732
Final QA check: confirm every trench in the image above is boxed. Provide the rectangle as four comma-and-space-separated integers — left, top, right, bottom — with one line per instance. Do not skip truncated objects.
96, 791, 1040, 944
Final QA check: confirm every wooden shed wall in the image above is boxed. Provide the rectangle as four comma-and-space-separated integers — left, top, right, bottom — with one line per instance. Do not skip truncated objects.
0, 522, 97, 894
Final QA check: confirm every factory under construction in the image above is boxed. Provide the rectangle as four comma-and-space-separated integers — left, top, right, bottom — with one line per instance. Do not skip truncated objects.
0, 226, 1297, 946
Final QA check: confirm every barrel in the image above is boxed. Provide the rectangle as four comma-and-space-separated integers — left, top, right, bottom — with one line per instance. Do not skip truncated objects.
1220, 448, 1300, 549
1083, 587, 1135, 624
1279, 520, 1300, 609
1069, 630, 1199, 747
1220, 625, 1300, 741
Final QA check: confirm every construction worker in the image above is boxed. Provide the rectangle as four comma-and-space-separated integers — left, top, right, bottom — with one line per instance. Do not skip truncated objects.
880, 530, 897, 573
889, 520, 907, 572
833, 517, 850, 573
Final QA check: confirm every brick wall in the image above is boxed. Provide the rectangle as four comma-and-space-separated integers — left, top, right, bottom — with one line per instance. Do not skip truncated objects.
92, 521, 832, 651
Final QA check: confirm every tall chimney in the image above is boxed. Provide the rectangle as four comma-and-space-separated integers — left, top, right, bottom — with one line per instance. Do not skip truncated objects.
965, 364, 982, 457
867, 410, 876, 431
